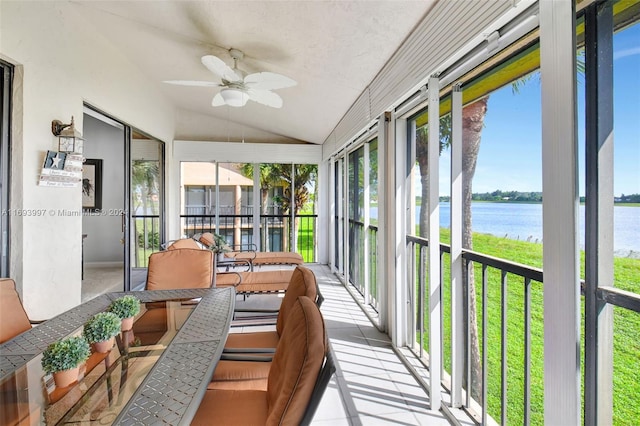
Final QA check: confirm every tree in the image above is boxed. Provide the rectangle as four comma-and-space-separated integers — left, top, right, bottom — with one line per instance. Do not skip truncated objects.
271, 164, 317, 251
132, 160, 159, 215
239, 163, 283, 250
132, 160, 159, 253
239, 163, 317, 251
239, 163, 282, 215
273, 164, 317, 215
415, 97, 487, 402
460, 98, 488, 401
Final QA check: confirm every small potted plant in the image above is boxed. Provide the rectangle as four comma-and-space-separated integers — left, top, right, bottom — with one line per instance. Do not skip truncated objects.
209, 233, 232, 260
41, 335, 90, 388
108, 295, 141, 331
83, 312, 121, 353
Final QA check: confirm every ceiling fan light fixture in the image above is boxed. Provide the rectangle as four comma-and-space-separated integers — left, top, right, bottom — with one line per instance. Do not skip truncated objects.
220, 88, 249, 107
167, 50, 296, 108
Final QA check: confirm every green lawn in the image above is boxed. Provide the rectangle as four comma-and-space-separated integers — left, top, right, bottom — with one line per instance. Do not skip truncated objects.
426, 229, 639, 425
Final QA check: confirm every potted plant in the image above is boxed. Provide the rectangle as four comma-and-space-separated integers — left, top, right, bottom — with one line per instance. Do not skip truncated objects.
41, 335, 90, 388
108, 295, 140, 331
83, 312, 121, 353
209, 233, 232, 260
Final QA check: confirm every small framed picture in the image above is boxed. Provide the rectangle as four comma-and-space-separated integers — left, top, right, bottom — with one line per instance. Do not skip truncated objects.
82, 159, 103, 211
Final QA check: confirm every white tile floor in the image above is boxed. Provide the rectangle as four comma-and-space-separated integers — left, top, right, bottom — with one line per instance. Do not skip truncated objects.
308, 264, 464, 426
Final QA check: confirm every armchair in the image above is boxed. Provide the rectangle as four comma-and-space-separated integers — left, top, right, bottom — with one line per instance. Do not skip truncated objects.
145, 248, 214, 290
0, 278, 44, 344
208, 266, 323, 390
193, 296, 334, 425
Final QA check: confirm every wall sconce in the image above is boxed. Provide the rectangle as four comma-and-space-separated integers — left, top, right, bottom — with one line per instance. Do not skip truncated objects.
51, 116, 84, 154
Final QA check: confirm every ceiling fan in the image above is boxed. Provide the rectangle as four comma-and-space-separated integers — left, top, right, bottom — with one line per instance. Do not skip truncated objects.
164, 49, 296, 108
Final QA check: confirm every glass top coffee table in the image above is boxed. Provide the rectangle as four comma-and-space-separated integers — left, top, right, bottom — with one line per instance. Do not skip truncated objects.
0, 287, 235, 425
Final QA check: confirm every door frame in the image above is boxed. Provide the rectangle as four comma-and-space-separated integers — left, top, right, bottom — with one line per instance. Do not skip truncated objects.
0, 60, 13, 277
83, 104, 165, 291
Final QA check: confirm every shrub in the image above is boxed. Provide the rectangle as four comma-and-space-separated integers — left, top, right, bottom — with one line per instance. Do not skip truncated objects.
83, 312, 121, 344
108, 295, 141, 319
41, 336, 90, 374
137, 231, 160, 248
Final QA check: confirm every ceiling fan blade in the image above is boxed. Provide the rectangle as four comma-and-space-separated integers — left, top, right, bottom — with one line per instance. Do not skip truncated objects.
211, 92, 226, 106
244, 72, 297, 90
201, 55, 241, 82
164, 80, 221, 87
247, 89, 283, 108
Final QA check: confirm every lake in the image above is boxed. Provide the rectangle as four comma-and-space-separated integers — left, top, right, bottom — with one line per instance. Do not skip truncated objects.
370, 202, 639, 258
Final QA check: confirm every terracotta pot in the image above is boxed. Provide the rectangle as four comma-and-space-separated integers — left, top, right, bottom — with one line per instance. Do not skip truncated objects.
52, 367, 79, 388
121, 316, 134, 331
93, 337, 114, 353
122, 329, 135, 346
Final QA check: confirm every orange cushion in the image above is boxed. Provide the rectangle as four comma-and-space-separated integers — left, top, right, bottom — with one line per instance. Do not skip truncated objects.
208, 360, 270, 391
276, 266, 317, 336
166, 238, 201, 250
216, 270, 293, 293
191, 390, 267, 426
221, 266, 316, 352
145, 249, 213, 290
198, 233, 214, 247
194, 297, 326, 425
232, 251, 303, 265
224, 330, 279, 350
266, 296, 326, 424
0, 279, 33, 344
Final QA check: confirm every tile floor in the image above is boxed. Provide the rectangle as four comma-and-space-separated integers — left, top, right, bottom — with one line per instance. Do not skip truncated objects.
307, 264, 471, 426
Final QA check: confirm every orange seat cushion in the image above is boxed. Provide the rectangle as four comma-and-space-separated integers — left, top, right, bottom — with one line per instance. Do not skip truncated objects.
224, 330, 279, 350
191, 389, 268, 426
0, 279, 33, 344
208, 360, 270, 391
232, 251, 303, 265
198, 232, 215, 247
145, 249, 213, 290
216, 270, 293, 293
166, 238, 201, 250
275, 267, 316, 336
194, 297, 326, 425
265, 297, 326, 424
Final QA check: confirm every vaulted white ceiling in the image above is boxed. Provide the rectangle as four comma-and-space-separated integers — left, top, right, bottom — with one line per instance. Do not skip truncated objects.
72, 1, 435, 144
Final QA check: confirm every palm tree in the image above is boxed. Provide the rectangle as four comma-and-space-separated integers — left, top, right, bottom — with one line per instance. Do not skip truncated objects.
240, 163, 317, 252
239, 163, 283, 250
416, 97, 487, 402
274, 164, 317, 251
132, 161, 159, 253
132, 160, 159, 216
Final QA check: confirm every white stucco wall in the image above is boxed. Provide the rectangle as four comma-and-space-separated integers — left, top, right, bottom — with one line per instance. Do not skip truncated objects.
0, 1, 175, 318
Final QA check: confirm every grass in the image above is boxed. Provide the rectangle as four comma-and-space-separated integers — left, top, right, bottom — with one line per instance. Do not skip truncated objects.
419, 229, 639, 425
296, 210, 316, 262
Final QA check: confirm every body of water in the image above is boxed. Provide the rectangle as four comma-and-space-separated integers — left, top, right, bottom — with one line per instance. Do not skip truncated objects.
371, 202, 639, 257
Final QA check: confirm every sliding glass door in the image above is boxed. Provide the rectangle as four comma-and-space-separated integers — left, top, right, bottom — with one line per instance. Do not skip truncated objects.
0, 61, 11, 277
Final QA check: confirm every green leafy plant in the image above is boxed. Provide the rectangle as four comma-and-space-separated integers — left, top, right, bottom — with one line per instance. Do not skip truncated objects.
108, 295, 141, 319
137, 231, 160, 248
41, 336, 90, 374
83, 312, 121, 344
209, 233, 232, 254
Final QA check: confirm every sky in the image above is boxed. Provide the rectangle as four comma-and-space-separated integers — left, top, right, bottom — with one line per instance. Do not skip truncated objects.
438, 23, 639, 197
